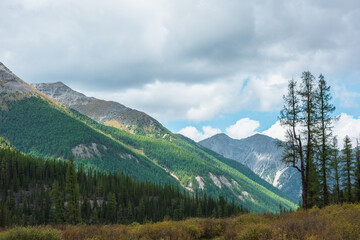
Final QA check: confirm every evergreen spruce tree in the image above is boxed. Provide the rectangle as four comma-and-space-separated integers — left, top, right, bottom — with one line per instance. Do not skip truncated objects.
355, 139, 360, 202
51, 180, 63, 223
118, 203, 124, 224
92, 207, 98, 224
138, 198, 146, 222
330, 137, 341, 203
127, 200, 133, 223
223, 203, 229, 217
212, 208, 217, 218
298, 71, 320, 208
315, 74, 335, 206
196, 203, 202, 217
106, 192, 117, 224
179, 199, 185, 220
65, 157, 81, 224
81, 195, 91, 224
279, 78, 307, 209
307, 160, 321, 207
173, 209, 179, 220
341, 136, 354, 202
217, 204, 223, 218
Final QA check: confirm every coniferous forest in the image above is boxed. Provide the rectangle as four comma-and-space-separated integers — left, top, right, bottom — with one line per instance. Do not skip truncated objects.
0, 138, 245, 227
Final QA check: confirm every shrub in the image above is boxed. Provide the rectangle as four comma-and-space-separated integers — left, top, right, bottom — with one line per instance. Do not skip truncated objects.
0, 227, 61, 240
238, 224, 273, 240
187, 225, 202, 239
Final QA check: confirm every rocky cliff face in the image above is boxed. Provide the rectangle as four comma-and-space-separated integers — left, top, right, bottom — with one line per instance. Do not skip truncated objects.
32, 82, 169, 137
0, 62, 36, 94
0, 62, 55, 110
199, 133, 302, 200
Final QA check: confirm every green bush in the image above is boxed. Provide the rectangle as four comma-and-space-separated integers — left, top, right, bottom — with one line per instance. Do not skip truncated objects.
0, 227, 62, 240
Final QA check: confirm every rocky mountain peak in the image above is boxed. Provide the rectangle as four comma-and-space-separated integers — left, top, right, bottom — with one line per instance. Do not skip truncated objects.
0, 62, 12, 73
31, 82, 86, 102
246, 133, 276, 142
199, 133, 301, 200
33, 82, 169, 137
0, 63, 37, 95
213, 133, 231, 139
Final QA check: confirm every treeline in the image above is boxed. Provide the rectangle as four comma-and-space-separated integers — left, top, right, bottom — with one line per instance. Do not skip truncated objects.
280, 71, 360, 209
0, 142, 246, 227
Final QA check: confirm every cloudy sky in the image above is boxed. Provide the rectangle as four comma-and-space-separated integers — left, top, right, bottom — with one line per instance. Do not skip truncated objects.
1, 0, 360, 143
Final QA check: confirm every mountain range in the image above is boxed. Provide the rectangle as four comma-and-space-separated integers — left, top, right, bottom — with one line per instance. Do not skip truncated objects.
0, 62, 297, 212
199, 133, 302, 200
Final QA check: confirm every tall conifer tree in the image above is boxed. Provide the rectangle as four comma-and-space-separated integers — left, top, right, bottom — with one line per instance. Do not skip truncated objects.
315, 74, 335, 206
279, 78, 307, 208
341, 136, 354, 202
51, 180, 63, 223
355, 139, 360, 202
298, 71, 320, 208
330, 137, 341, 203
65, 157, 81, 224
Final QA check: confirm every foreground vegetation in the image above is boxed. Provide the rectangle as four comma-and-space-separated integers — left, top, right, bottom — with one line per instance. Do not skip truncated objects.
0, 203, 359, 240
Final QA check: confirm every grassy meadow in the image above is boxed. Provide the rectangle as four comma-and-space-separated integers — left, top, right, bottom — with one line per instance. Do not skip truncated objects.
0, 203, 359, 240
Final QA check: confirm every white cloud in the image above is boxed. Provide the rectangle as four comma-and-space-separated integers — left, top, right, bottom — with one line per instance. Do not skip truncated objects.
178, 113, 360, 145
178, 126, 221, 142
263, 113, 360, 147
83, 74, 287, 122
1, 0, 359, 122
333, 113, 360, 146
262, 120, 286, 141
225, 118, 260, 140
178, 117, 262, 142
334, 85, 360, 108
83, 79, 238, 122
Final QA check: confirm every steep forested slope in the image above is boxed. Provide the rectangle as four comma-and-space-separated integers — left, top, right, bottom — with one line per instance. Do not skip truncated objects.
0, 63, 175, 185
